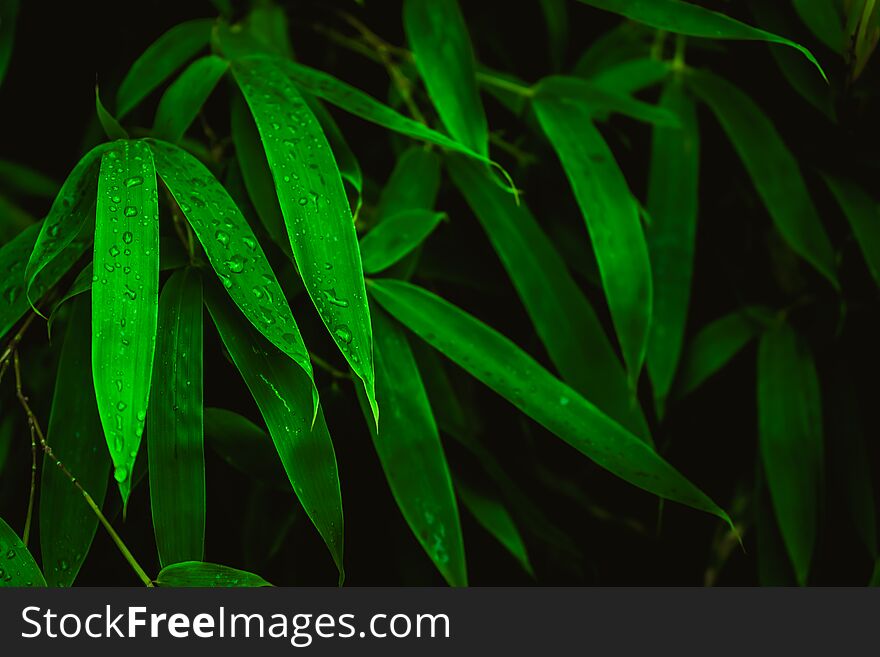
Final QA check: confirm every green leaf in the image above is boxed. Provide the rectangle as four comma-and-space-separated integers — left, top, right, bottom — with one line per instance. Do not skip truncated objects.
822, 173, 880, 288
232, 55, 376, 424
148, 268, 205, 567
446, 155, 649, 440
540, 0, 569, 70
758, 322, 823, 586
205, 281, 344, 578
589, 58, 670, 96
24, 144, 107, 307
376, 147, 442, 222
0, 516, 45, 587
156, 561, 271, 587
204, 407, 288, 489
40, 296, 110, 587
360, 209, 445, 274
92, 140, 159, 506
533, 89, 652, 384
575, 0, 826, 78
153, 55, 229, 143
304, 94, 363, 213
792, 0, 844, 52
755, 465, 798, 585
368, 279, 729, 523
404, 0, 488, 156
646, 80, 700, 418
455, 478, 533, 577
95, 86, 129, 140
116, 19, 213, 118
0, 158, 58, 198
148, 138, 316, 411
687, 70, 838, 289
0, 0, 18, 89
573, 21, 652, 78
675, 307, 771, 398
356, 307, 466, 586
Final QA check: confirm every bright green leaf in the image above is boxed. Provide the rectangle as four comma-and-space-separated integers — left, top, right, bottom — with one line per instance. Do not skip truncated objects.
360, 209, 445, 274
0, 516, 45, 587
153, 55, 229, 143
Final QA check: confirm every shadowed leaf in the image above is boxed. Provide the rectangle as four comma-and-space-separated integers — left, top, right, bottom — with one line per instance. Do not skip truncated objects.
156, 561, 271, 587
153, 55, 229, 143
360, 209, 445, 274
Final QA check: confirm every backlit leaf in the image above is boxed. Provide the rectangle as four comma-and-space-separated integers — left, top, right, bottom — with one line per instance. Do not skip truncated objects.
822, 173, 880, 287
148, 268, 205, 567
153, 55, 229, 143
360, 209, 445, 274
92, 140, 159, 506
156, 561, 271, 587
304, 94, 363, 212
0, 516, 45, 587
368, 279, 729, 523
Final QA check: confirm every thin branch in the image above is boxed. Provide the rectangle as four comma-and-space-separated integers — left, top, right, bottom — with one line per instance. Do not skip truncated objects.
310, 351, 352, 380
0, 311, 38, 385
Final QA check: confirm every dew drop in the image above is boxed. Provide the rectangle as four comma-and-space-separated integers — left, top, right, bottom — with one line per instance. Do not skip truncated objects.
124, 176, 143, 188
122, 231, 133, 244
215, 230, 230, 247
225, 254, 245, 274
113, 466, 128, 483
109, 245, 120, 257
334, 325, 352, 344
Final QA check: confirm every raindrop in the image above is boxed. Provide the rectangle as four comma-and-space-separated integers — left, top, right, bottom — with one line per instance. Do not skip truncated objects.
334, 325, 353, 344
124, 176, 143, 188
109, 245, 120, 257
122, 231, 133, 244
123, 285, 137, 300
225, 254, 245, 274
113, 466, 128, 483
215, 231, 230, 247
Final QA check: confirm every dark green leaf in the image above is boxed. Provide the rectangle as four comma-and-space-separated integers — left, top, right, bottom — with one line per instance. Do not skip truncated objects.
0, 0, 18, 89
573, 21, 652, 78
92, 140, 159, 506
95, 87, 129, 140
204, 407, 288, 489
153, 55, 229, 143
822, 173, 880, 288
360, 209, 445, 274
540, 0, 569, 70
589, 58, 670, 95
375, 147, 442, 222
0, 516, 45, 587
148, 268, 205, 567
0, 158, 58, 198
792, 0, 844, 52
156, 561, 271, 587
368, 279, 729, 523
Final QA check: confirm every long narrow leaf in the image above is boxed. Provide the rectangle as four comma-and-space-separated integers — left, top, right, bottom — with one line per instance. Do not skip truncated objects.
204, 407, 288, 489
792, 0, 844, 52
156, 561, 271, 587
0, 517, 45, 587
153, 55, 229, 143
360, 209, 445, 274
375, 146, 442, 222
822, 173, 880, 287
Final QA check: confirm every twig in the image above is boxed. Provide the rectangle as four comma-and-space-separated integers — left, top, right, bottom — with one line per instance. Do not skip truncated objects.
310, 351, 352, 380
12, 352, 154, 587
0, 311, 38, 385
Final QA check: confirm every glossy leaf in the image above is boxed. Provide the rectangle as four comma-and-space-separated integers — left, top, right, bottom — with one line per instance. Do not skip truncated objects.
232, 55, 376, 423
368, 279, 729, 523
40, 296, 110, 587
148, 268, 205, 567
533, 89, 652, 384
357, 307, 466, 586
116, 19, 213, 118
687, 70, 838, 289
205, 281, 344, 577
447, 155, 649, 440
204, 407, 288, 489
404, 0, 488, 156
360, 209, 445, 274
574, 0, 825, 77
156, 561, 271, 587
153, 55, 229, 143
148, 138, 315, 410
758, 322, 823, 586
646, 80, 700, 417
792, 0, 844, 52
304, 94, 363, 211
0, 516, 45, 587
92, 140, 159, 506
822, 173, 880, 287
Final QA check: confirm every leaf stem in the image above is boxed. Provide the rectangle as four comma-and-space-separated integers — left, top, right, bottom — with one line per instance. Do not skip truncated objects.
475, 72, 535, 98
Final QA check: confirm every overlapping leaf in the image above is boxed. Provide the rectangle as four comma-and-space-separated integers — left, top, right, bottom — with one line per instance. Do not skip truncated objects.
153, 55, 229, 143
360, 209, 445, 274
156, 561, 271, 587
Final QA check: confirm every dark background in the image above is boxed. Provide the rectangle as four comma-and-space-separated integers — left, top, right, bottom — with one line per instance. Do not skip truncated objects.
0, 0, 878, 586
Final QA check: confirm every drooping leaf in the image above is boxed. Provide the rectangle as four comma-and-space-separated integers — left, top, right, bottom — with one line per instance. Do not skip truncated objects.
0, 158, 58, 199
232, 55, 376, 423
0, 516, 45, 587
156, 561, 271, 587
822, 173, 880, 288
404, 0, 488, 156
533, 89, 652, 384
360, 209, 445, 274
148, 138, 316, 412
39, 295, 110, 587
205, 281, 344, 577
792, 0, 844, 52
446, 155, 649, 440
375, 147, 442, 222
540, 0, 569, 70
0, 0, 18, 89
24, 144, 107, 306
304, 94, 363, 212
675, 307, 772, 398
455, 478, 534, 577
204, 407, 288, 489
645, 79, 700, 418
758, 322, 823, 586
356, 307, 466, 586
148, 268, 205, 567
687, 70, 838, 289
574, 0, 826, 77
92, 140, 159, 506
368, 279, 729, 523
116, 19, 214, 118
153, 55, 229, 143
95, 87, 128, 140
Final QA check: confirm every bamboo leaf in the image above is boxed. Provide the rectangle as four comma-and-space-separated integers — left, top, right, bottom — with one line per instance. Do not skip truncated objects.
455, 478, 534, 577
792, 0, 844, 52
117, 19, 214, 118
92, 140, 159, 506
96, 87, 128, 140
0, 158, 58, 199
156, 561, 271, 587
40, 295, 110, 587
573, 22, 652, 78
148, 139, 316, 410
758, 322, 823, 586
687, 70, 838, 289
153, 55, 229, 143
446, 155, 650, 440
232, 55, 376, 423
646, 80, 700, 418
356, 307, 466, 586
368, 279, 729, 523
0, 516, 45, 587
533, 89, 652, 384
148, 268, 205, 567
822, 173, 880, 287
360, 209, 445, 274
756, 465, 798, 585
375, 147, 442, 222
589, 58, 670, 95
204, 407, 288, 489
540, 0, 569, 70
205, 281, 344, 577
574, 0, 826, 77
0, 0, 18, 89
404, 0, 488, 156
304, 94, 363, 212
